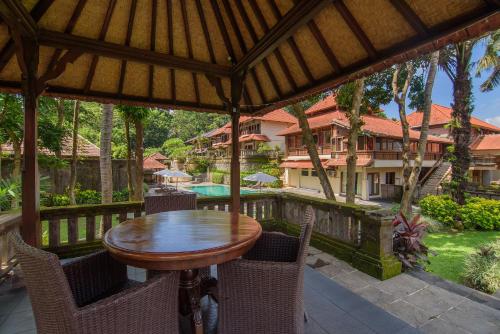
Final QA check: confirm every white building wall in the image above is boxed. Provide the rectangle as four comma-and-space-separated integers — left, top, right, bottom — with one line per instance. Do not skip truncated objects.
260, 121, 293, 151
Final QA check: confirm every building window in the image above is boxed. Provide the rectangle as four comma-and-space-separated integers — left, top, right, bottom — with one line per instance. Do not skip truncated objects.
368, 173, 380, 196
386, 172, 396, 185
323, 130, 331, 146
357, 136, 365, 150
335, 137, 343, 151
301, 169, 309, 176
311, 169, 318, 177
375, 137, 381, 150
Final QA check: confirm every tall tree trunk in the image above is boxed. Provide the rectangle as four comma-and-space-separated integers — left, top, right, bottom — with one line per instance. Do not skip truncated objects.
400, 51, 439, 216
346, 78, 365, 204
450, 43, 473, 205
133, 120, 144, 201
69, 101, 80, 205
290, 103, 336, 200
392, 62, 414, 216
125, 118, 134, 200
54, 99, 65, 193
100, 104, 114, 204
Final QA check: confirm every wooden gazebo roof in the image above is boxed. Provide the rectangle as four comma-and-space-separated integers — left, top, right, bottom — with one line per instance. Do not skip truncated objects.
0, 0, 498, 115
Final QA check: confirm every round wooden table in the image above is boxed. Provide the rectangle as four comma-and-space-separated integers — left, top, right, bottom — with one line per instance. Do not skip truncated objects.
103, 210, 262, 334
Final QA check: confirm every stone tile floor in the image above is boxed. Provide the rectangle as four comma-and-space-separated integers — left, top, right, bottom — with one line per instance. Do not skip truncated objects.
306, 247, 500, 334
1, 248, 498, 333
1, 257, 413, 334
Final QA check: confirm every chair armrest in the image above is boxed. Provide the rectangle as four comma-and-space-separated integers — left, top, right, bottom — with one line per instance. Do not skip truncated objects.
75, 272, 180, 334
243, 231, 300, 262
62, 250, 127, 307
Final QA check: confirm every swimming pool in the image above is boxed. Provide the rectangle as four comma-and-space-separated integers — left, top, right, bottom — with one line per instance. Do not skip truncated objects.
185, 185, 256, 197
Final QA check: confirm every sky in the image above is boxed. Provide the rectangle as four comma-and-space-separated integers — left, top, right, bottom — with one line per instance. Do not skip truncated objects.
382, 42, 500, 127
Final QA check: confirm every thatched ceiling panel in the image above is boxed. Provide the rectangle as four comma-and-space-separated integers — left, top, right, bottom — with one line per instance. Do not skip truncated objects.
49, 53, 94, 89
292, 27, 332, 80
105, 0, 132, 45
346, 0, 416, 50
90, 57, 121, 94
152, 67, 171, 100
408, 0, 485, 28
0, 0, 497, 114
71, 0, 109, 39
122, 62, 149, 97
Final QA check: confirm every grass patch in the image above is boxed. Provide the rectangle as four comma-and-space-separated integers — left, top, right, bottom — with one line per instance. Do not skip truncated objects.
424, 231, 500, 283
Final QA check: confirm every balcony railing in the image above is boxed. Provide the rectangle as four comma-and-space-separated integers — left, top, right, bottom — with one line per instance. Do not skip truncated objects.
331, 151, 442, 161
0, 192, 400, 280
471, 155, 497, 166
287, 146, 332, 156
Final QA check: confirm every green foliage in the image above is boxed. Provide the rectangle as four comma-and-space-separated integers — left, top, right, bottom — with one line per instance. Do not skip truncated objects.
419, 195, 459, 226
167, 110, 230, 142
462, 240, 500, 294
144, 109, 173, 147
76, 189, 101, 205
420, 195, 500, 230
211, 171, 225, 184
0, 177, 20, 211
188, 157, 210, 175
144, 147, 163, 157
162, 138, 192, 161
112, 189, 130, 202
112, 143, 128, 159
41, 193, 71, 207
460, 197, 500, 230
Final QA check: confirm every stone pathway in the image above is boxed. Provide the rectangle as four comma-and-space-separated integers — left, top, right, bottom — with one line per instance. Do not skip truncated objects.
306, 247, 500, 334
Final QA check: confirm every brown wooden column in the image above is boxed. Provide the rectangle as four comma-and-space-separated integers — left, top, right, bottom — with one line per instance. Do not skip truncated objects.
229, 74, 244, 213
20, 38, 41, 247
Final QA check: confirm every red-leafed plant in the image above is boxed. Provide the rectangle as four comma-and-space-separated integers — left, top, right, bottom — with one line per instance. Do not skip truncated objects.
393, 212, 434, 270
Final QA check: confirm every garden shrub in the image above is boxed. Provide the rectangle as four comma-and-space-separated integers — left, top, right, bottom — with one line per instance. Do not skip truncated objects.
460, 198, 500, 230
462, 240, 500, 294
76, 189, 101, 205
43, 194, 70, 207
113, 189, 130, 202
419, 195, 458, 226
211, 171, 224, 184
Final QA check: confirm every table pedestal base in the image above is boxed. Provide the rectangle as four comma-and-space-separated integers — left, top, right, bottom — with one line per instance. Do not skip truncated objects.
179, 269, 203, 334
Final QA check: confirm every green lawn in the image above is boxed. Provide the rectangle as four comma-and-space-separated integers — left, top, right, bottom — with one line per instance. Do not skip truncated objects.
424, 231, 500, 283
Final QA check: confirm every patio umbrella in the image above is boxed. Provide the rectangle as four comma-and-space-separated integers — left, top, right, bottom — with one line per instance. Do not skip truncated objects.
243, 172, 277, 191
162, 170, 192, 190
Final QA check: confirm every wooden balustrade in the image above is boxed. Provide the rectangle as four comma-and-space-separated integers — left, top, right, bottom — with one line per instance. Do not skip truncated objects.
0, 213, 21, 283
0, 192, 399, 279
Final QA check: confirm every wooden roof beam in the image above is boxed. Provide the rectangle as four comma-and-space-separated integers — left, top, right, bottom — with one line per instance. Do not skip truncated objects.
0, 0, 38, 39
233, 0, 330, 73
38, 29, 232, 77
389, 0, 428, 38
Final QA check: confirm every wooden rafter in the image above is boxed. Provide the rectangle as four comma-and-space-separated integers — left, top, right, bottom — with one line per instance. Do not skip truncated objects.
167, 0, 175, 102
38, 30, 231, 77
149, 0, 157, 100
180, 0, 200, 105
37, 49, 82, 94
195, 0, 216, 64
389, 0, 428, 38
118, 0, 137, 97
0, 0, 37, 39
83, 0, 117, 93
233, 0, 330, 73
307, 21, 342, 73
0, 0, 53, 72
334, 1, 377, 59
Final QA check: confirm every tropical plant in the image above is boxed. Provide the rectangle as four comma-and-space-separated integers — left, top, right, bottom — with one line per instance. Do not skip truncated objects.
462, 240, 500, 294
392, 213, 433, 269
0, 177, 20, 211
419, 195, 459, 226
476, 30, 500, 92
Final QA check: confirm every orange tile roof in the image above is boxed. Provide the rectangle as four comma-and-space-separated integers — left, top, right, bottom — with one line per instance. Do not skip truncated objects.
305, 94, 339, 115
208, 123, 232, 137
250, 108, 297, 123
278, 110, 451, 143
148, 152, 167, 160
1, 135, 100, 158
143, 157, 167, 170
239, 134, 270, 142
279, 160, 328, 169
470, 134, 500, 151
407, 104, 500, 132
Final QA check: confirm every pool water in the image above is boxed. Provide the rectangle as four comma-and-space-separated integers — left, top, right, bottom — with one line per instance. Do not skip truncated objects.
186, 185, 256, 197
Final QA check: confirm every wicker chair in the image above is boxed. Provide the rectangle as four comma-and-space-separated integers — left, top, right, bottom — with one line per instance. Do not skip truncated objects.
8, 231, 180, 334
217, 205, 315, 334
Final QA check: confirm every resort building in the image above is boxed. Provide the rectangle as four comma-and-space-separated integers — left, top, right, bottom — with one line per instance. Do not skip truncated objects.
407, 104, 500, 186
278, 95, 451, 200
205, 108, 297, 158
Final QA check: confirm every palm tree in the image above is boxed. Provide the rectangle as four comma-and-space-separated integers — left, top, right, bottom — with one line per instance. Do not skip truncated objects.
476, 30, 500, 92
440, 41, 475, 205
100, 104, 114, 204
117, 106, 135, 200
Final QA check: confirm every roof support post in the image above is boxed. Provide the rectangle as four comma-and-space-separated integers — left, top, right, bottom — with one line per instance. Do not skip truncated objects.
19, 36, 41, 247
229, 73, 245, 214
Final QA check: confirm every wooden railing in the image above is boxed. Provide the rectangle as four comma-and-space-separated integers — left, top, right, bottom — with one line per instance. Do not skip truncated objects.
1, 192, 400, 280
40, 202, 144, 257
287, 146, 332, 156
0, 213, 21, 283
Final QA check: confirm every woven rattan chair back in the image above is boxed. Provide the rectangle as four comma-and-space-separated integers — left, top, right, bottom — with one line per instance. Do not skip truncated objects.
8, 231, 78, 333
297, 205, 315, 266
